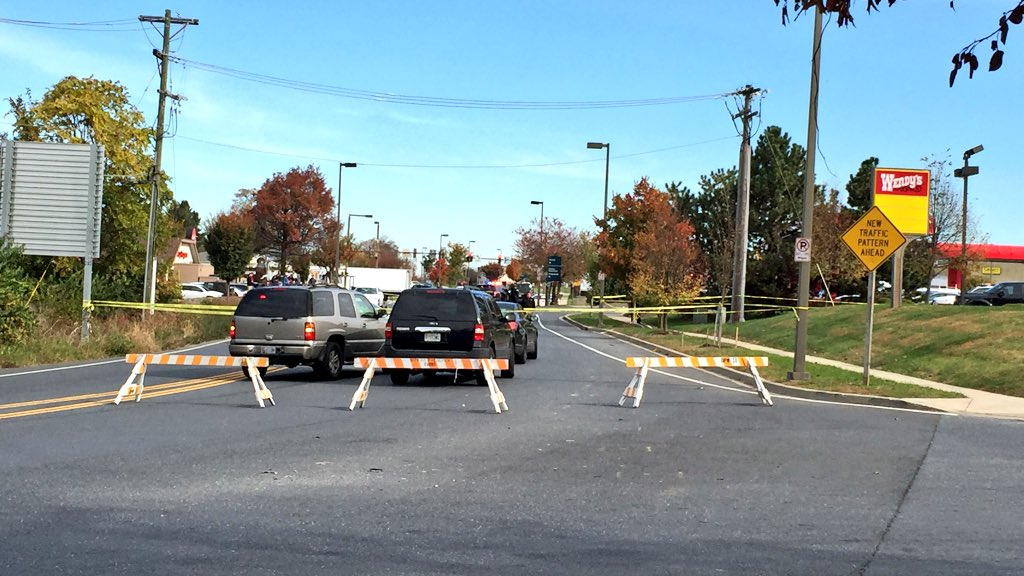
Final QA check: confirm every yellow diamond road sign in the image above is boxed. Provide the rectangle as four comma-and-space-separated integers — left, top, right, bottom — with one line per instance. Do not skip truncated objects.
841, 206, 907, 272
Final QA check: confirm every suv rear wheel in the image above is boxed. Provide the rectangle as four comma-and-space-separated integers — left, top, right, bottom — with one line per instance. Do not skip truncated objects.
314, 342, 343, 380
501, 346, 515, 379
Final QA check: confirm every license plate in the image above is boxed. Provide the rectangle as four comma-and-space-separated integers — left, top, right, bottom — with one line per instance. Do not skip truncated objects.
261, 346, 279, 355
424, 333, 441, 343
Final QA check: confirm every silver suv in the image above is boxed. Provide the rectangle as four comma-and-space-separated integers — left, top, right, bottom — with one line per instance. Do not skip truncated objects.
229, 286, 387, 379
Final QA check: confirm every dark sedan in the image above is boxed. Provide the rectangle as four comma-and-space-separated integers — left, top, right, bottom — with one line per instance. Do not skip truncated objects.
497, 300, 539, 362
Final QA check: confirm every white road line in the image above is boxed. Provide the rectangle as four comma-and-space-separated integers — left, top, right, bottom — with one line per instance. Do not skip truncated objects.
538, 315, 950, 416
0, 340, 229, 379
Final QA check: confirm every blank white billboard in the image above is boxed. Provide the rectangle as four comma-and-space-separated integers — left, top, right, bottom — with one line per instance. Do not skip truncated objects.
0, 141, 105, 258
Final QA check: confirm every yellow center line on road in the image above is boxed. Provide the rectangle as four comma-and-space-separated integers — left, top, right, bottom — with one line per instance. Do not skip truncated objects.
0, 368, 276, 421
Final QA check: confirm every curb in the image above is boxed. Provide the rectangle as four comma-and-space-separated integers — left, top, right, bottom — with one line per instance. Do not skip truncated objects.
560, 314, 948, 414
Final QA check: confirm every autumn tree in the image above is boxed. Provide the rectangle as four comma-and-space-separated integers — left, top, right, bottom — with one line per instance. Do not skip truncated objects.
479, 262, 504, 282
504, 259, 523, 283
204, 211, 256, 282
250, 165, 333, 274
811, 188, 863, 296
428, 257, 449, 286
596, 177, 704, 321
628, 193, 705, 331
903, 156, 986, 297
775, 1, 1024, 85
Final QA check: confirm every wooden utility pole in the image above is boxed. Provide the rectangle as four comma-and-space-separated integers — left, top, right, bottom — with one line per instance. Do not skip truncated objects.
730, 84, 761, 324
790, 5, 823, 381
139, 10, 198, 311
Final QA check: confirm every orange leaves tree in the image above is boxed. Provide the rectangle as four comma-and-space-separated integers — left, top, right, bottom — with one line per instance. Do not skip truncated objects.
250, 165, 333, 274
514, 219, 590, 287
428, 257, 449, 286
479, 262, 504, 282
596, 178, 705, 329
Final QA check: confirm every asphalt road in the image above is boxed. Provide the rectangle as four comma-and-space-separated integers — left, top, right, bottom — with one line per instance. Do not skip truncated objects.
1, 313, 1022, 575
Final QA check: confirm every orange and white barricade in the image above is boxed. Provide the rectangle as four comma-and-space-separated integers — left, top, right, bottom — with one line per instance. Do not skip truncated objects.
621, 356, 772, 408
114, 354, 274, 408
349, 357, 509, 413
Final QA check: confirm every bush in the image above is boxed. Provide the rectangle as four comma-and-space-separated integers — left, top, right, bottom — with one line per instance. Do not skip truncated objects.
0, 239, 36, 344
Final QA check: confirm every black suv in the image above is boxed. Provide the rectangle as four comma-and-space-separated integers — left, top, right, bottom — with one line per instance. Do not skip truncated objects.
229, 286, 387, 378
963, 281, 1024, 306
382, 287, 515, 385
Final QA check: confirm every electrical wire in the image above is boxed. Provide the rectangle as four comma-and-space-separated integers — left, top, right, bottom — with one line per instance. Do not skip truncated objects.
168, 55, 735, 110
0, 17, 139, 32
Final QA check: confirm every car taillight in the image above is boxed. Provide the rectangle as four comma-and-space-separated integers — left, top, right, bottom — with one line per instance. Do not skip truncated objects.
304, 322, 315, 341
508, 321, 517, 331
385, 322, 393, 342
229, 321, 236, 339
474, 323, 485, 342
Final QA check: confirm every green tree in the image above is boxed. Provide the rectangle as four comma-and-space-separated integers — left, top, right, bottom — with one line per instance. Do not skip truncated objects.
204, 211, 256, 282
747, 126, 805, 298
250, 165, 333, 274
170, 199, 202, 240
845, 157, 878, 215
671, 171, 736, 300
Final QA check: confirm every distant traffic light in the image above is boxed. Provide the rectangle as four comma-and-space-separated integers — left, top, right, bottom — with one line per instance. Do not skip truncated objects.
467, 253, 473, 262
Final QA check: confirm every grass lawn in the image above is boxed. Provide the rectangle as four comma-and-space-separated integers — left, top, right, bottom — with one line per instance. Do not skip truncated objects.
567, 310, 972, 399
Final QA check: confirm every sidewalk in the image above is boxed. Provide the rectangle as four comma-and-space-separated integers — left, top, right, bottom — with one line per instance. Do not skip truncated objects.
587, 309, 1024, 420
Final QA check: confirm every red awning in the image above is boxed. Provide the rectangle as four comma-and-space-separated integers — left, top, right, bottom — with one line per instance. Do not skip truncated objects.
937, 243, 1024, 261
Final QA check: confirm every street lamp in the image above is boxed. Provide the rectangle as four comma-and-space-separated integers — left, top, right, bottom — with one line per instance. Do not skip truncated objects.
531, 200, 545, 303
439, 233, 448, 260
333, 162, 357, 284
955, 144, 983, 303
374, 220, 380, 268
344, 213, 373, 287
587, 141, 610, 325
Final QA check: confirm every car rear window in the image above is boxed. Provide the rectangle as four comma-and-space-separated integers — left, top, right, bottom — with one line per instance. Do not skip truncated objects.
391, 290, 477, 321
235, 289, 309, 318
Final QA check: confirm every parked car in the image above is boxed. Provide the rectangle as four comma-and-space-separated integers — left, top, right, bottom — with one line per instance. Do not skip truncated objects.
382, 287, 515, 385
181, 282, 223, 300
962, 282, 1024, 306
928, 292, 958, 305
228, 285, 387, 379
497, 300, 539, 361
229, 283, 251, 297
354, 287, 385, 307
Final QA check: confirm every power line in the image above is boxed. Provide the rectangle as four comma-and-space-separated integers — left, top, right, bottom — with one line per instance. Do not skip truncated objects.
0, 17, 139, 32
168, 55, 735, 110
174, 134, 739, 169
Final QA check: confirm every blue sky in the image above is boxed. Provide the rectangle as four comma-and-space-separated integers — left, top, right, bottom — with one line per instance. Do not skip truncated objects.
1, 1, 1020, 263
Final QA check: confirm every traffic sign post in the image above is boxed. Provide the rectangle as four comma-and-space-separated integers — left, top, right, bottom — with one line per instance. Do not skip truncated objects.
840, 206, 907, 387
794, 237, 811, 263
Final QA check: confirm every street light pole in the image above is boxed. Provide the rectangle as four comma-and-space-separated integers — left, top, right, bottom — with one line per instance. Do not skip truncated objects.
374, 220, 380, 268
467, 240, 475, 284
344, 213, 373, 287
531, 200, 545, 304
334, 162, 357, 284
955, 144, 983, 303
587, 142, 610, 326
439, 233, 448, 260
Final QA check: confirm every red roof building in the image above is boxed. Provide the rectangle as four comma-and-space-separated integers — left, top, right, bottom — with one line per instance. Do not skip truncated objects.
936, 243, 1024, 288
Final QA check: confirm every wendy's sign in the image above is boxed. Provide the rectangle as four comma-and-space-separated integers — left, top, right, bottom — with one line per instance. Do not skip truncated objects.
874, 168, 930, 235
